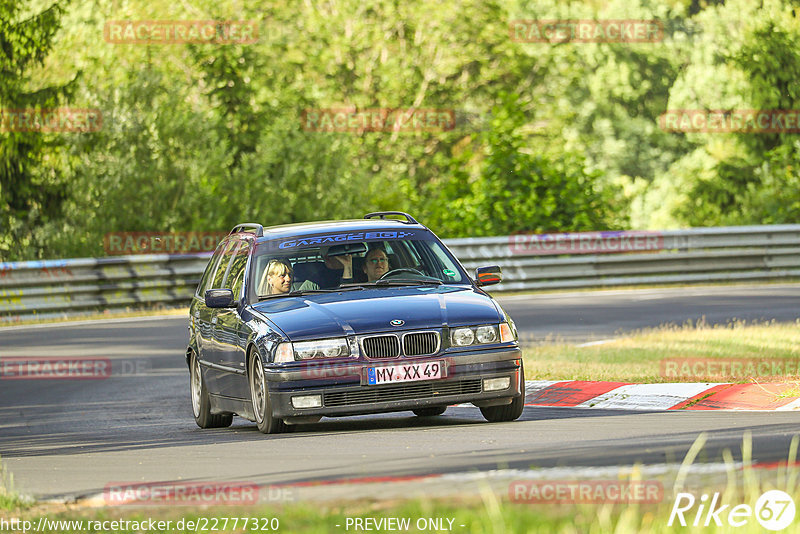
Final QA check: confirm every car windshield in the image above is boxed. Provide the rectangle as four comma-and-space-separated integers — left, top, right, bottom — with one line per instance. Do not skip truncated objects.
251, 232, 468, 298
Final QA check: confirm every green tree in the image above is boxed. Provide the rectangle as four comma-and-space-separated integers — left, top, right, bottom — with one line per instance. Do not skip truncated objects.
667, 0, 800, 226
426, 94, 620, 236
0, 0, 75, 260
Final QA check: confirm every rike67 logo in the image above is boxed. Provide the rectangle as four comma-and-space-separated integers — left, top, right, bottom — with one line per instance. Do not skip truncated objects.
669, 490, 796, 531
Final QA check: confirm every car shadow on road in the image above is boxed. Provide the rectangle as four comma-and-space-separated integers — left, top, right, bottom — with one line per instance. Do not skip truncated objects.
0, 402, 651, 459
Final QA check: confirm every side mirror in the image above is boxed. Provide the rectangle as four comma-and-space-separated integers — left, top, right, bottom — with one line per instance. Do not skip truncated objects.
475, 266, 502, 287
205, 288, 236, 308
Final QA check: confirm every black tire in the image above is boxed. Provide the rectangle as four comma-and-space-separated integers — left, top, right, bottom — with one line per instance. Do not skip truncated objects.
190, 352, 233, 428
480, 363, 525, 423
413, 406, 447, 417
249, 352, 287, 434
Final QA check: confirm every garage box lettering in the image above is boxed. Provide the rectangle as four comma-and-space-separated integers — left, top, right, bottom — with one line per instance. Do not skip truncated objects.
277, 230, 417, 250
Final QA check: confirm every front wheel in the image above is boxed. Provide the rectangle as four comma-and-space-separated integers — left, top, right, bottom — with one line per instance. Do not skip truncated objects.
480, 363, 525, 423
249, 353, 287, 434
190, 352, 233, 428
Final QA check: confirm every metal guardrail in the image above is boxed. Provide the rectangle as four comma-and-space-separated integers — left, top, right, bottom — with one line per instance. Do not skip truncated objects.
1, 225, 799, 322
0, 254, 211, 323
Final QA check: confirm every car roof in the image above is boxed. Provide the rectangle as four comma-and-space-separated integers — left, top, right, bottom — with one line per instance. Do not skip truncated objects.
236, 218, 430, 243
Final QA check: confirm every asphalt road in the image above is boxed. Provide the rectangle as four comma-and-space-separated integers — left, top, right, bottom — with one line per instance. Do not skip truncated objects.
1, 283, 799, 500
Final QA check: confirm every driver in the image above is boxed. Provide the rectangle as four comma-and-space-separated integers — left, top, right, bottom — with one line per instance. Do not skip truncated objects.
362, 248, 389, 281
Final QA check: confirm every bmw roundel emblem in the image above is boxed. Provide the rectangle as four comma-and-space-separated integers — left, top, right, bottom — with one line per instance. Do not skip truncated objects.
390, 319, 405, 327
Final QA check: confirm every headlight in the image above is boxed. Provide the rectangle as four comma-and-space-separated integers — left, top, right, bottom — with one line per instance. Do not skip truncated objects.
451, 328, 475, 346
476, 325, 498, 343
292, 338, 351, 360
451, 324, 513, 347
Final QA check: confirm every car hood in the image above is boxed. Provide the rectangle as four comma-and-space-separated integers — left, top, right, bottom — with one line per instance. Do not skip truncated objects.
251, 285, 502, 340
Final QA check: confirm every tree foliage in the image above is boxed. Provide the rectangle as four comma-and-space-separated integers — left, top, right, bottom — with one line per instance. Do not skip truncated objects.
2, 0, 799, 260
0, 0, 75, 259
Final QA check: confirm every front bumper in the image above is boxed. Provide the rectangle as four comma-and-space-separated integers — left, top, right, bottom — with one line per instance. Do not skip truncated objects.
264, 346, 522, 418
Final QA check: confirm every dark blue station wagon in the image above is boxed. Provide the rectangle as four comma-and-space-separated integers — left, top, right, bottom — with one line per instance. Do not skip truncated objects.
186, 212, 524, 433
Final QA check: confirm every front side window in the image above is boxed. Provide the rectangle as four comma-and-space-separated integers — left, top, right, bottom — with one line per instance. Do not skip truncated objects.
196, 241, 227, 297
228, 241, 251, 301
208, 239, 239, 291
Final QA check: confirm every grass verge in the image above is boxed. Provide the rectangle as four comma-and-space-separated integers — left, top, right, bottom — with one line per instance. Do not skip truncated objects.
4, 463, 800, 532
0, 455, 29, 512
522, 319, 800, 383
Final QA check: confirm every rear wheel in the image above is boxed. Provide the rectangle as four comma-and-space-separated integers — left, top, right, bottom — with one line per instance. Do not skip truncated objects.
480, 363, 525, 423
190, 352, 233, 428
249, 353, 287, 434
413, 406, 447, 417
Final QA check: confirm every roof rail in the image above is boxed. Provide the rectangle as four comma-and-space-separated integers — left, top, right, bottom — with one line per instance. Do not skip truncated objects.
364, 211, 419, 225
230, 223, 264, 237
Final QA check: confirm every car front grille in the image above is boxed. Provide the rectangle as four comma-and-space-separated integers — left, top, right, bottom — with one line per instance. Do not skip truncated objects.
324, 379, 482, 407
403, 332, 439, 356
361, 335, 400, 359
360, 331, 440, 359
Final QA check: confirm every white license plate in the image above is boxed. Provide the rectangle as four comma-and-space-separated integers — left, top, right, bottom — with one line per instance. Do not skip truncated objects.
366, 361, 445, 385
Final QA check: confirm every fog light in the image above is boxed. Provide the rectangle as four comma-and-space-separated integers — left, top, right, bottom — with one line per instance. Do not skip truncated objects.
291, 394, 322, 409
483, 377, 511, 392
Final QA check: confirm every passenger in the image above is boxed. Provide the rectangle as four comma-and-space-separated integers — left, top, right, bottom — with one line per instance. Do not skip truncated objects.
320, 247, 355, 286
362, 248, 390, 282
259, 259, 317, 295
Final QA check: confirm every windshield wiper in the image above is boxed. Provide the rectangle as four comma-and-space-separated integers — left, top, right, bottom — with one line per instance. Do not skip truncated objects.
376, 278, 442, 286
258, 286, 365, 300
341, 279, 443, 288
